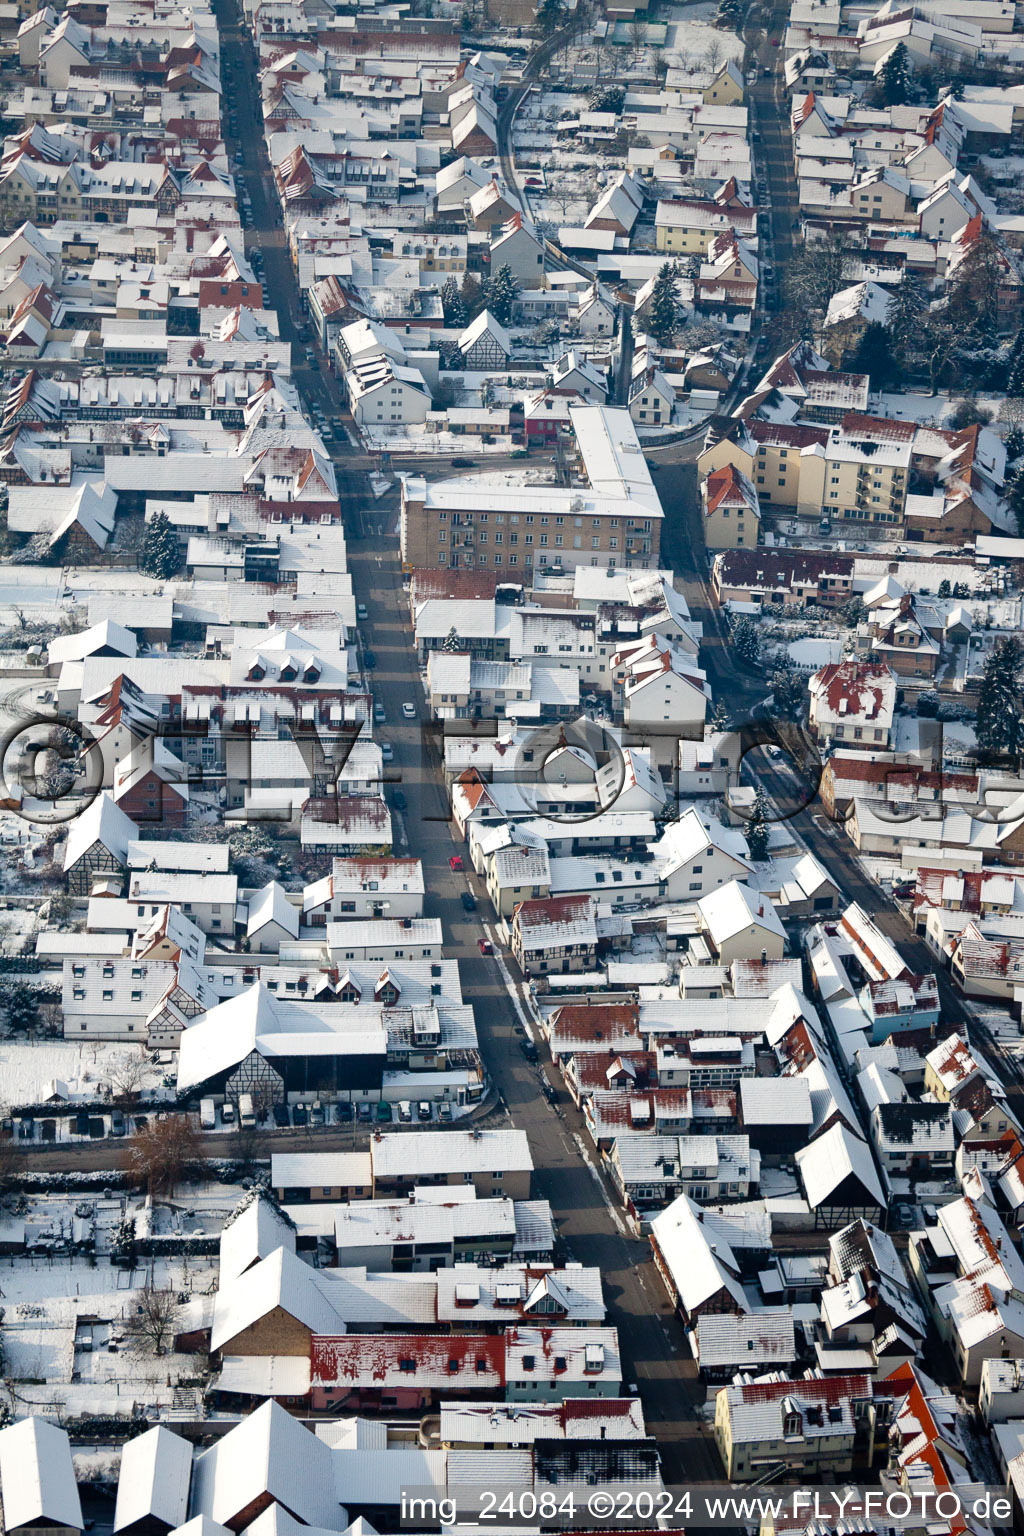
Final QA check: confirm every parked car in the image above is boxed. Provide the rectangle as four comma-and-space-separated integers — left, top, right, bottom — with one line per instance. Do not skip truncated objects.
381, 743, 394, 763
520, 1038, 539, 1062
272, 1103, 290, 1128
461, 891, 476, 912
363, 650, 376, 669
477, 937, 493, 955
398, 1100, 412, 1122
335, 1101, 354, 1123
309, 1101, 325, 1127
449, 855, 464, 871
438, 1102, 453, 1122
417, 1100, 432, 1121
376, 1101, 393, 1122
392, 789, 407, 811
109, 1109, 127, 1137
357, 1101, 373, 1122
292, 1103, 307, 1126
356, 604, 368, 620
374, 703, 386, 723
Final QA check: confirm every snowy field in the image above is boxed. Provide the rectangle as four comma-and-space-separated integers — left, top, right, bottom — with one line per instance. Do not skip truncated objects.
662, 3, 745, 67
0, 1039, 173, 1115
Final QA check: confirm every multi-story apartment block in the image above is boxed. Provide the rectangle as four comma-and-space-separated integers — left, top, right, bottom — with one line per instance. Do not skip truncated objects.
400, 406, 663, 576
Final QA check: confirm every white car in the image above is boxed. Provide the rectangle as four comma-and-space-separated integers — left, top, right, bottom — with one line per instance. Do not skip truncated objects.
402, 702, 416, 720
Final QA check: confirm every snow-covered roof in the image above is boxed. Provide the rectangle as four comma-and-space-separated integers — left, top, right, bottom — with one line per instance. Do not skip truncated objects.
0, 1418, 83, 1532
114, 1427, 193, 1536
649, 1193, 749, 1315
188, 1401, 340, 1528
796, 1123, 885, 1210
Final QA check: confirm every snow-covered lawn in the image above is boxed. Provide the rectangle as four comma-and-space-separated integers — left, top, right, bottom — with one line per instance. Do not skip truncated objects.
871, 391, 1008, 428
785, 637, 846, 669
662, 2, 744, 65
0, 1039, 172, 1113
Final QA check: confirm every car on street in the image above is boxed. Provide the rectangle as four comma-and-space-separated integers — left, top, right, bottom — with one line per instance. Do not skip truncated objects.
363, 650, 376, 669
381, 743, 394, 763
461, 891, 476, 912
374, 703, 386, 722
449, 855, 464, 870
402, 702, 416, 719
357, 604, 368, 620
392, 790, 407, 811
520, 1038, 539, 1062
477, 937, 493, 955
451, 457, 476, 468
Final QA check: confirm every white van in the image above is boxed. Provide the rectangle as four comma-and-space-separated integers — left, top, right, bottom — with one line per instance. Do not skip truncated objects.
200, 1098, 216, 1131
238, 1093, 256, 1127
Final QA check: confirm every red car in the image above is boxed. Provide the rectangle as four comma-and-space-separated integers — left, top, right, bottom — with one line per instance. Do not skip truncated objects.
449, 855, 464, 871
477, 938, 493, 955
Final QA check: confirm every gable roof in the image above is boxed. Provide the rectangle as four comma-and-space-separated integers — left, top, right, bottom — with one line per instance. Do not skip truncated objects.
114, 1427, 193, 1536
189, 1402, 339, 1528
0, 1418, 83, 1532
796, 1122, 885, 1209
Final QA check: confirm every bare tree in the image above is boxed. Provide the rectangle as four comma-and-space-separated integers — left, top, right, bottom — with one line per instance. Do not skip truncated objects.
122, 1285, 181, 1358
547, 175, 577, 219
232, 1118, 268, 1174
108, 1049, 148, 1106
629, 14, 649, 58
704, 35, 724, 73
126, 1115, 205, 1197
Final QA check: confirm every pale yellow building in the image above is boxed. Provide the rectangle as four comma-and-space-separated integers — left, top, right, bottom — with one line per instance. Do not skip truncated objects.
701, 462, 760, 550
655, 199, 757, 256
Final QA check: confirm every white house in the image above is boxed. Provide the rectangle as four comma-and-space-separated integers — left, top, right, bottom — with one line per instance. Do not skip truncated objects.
490, 214, 545, 289
807, 660, 897, 747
